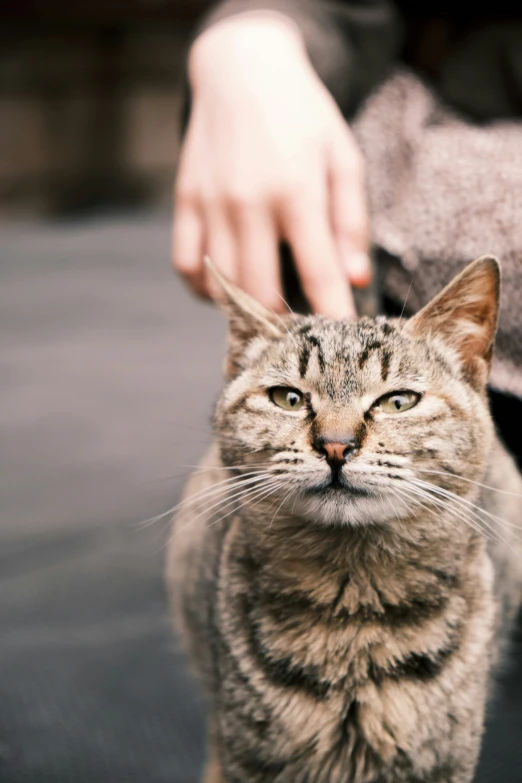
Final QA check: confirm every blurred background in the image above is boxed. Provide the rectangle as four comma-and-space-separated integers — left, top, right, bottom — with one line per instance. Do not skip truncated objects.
1, 3, 521, 783
1, 2, 219, 781
0, 0, 211, 218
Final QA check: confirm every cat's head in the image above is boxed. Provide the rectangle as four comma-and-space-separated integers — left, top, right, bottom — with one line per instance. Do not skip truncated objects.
211, 256, 500, 527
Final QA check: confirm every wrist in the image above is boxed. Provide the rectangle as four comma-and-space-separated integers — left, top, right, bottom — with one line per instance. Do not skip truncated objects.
189, 12, 307, 92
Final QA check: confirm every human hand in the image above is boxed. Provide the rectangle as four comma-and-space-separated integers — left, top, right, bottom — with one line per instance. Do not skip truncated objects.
172, 14, 370, 318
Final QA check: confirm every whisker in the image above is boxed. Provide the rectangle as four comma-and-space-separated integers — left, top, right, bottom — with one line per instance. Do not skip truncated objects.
176, 477, 280, 525
245, 482, 287, 515
391, 485, 446, 526
384, 489, 404, 524
410, 477, 522, 535
392, 483, 442, 519
417, 468, 522, 499
398, 484, 486, 535
139, 471, 272, 528
179, 481, 288, 546
269, 307, 298, 345
272, 288, 296, 316
392, 483, 497, 544
174, 472, 273, 511
206, 482, 282, 521
190, 461, 277, 473
170, 480, 284, 543
400, 480, 508, 546
194, 481, 288, 538
399, 276, 415, 322
396, 485, 487, 545
268, 486, 297, 530
147, 462, 277, 484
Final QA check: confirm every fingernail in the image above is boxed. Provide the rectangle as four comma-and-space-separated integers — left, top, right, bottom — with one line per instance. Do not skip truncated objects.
343, 251, 372, 288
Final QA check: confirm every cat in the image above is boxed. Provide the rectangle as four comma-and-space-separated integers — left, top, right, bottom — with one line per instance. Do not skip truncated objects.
167, 255, 522, 783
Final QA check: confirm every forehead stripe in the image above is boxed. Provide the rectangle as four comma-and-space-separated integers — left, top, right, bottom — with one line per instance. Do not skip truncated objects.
381, 350, 392, 381
358, 340, 382, 370
299, 335, 326, 378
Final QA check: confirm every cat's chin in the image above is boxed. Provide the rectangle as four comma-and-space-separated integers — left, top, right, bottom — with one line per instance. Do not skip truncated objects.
304, 483, 373, 500
291, 489, 403, 528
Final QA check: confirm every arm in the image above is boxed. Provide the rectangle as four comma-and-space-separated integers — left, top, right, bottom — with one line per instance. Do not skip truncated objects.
196, 0, 401, 117
173, 2, 401, 317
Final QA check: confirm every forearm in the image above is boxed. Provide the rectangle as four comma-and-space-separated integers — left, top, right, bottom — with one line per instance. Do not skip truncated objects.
195, 0, 401, 117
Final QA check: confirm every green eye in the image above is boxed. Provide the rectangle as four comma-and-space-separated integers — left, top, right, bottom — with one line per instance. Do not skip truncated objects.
378, 391, 420, 414
270, 387, 304, 411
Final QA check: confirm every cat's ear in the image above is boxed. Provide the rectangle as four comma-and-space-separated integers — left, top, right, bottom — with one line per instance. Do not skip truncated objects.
204, 256, 285, 377
405, 255, 500, 389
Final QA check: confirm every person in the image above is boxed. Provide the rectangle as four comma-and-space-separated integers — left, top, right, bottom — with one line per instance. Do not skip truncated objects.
172, 0, 522, 460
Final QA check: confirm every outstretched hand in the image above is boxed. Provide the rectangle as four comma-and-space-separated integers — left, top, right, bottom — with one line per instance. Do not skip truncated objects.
173, 15, 371, 319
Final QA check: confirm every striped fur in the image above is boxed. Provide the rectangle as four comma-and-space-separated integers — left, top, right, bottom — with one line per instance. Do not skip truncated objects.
168, 257, 522, 783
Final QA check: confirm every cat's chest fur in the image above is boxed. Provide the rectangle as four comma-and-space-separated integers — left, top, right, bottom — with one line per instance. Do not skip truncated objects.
213, 514, 494, 780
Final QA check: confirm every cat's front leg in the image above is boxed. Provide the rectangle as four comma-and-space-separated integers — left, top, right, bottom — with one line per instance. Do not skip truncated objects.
201, 722, 225, 783
202, 752, 224, 783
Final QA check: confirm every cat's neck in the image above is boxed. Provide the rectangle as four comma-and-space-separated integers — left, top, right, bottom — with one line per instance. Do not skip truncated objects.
238, 503, 478, 611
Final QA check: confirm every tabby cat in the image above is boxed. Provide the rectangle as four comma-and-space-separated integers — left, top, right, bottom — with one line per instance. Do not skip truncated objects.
168, 256, 522, 783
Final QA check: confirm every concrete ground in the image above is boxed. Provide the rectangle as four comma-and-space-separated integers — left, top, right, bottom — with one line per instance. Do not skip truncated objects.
0, 215, 520, 782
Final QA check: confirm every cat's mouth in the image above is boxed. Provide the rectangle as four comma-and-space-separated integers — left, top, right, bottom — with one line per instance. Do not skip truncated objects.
305, 479, 373, 499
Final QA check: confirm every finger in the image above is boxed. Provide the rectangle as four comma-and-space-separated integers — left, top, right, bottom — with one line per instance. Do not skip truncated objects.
204, 205, 238, 301
280, 195, 356, 319
327, 127, 371, 289
172, 197, 207, 298
233, 205, 285, 313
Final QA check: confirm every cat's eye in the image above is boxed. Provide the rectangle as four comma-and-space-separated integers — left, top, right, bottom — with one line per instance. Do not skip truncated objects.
269, 387, 304, 412
377, 391, 420, 414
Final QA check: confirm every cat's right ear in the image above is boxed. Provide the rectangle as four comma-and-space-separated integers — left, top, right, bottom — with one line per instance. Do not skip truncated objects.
204, 256, 285, 378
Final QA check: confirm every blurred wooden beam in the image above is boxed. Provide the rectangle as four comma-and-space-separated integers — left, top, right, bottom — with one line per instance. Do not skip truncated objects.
3, 0, 213, 27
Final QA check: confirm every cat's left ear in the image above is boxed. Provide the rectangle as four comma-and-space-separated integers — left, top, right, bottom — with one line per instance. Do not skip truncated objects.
405, 255, 500, 390
204, 256, 285, 378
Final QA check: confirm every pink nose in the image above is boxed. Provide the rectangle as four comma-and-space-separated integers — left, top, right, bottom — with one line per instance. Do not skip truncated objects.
313, 434, 360, 466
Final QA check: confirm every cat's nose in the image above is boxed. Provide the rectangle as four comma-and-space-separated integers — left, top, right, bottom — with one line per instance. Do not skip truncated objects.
313, 434, 360, 467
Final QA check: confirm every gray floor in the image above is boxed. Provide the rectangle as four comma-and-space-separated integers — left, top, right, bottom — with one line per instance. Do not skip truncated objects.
0, 215, 221, 782
0, 215, 520, 782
